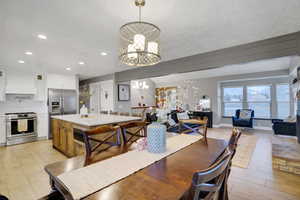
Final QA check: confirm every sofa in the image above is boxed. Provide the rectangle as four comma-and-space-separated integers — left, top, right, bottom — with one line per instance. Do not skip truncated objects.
272, 119, 296, 136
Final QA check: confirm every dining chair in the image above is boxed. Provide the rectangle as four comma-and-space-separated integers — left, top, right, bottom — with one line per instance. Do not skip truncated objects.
82, 125, 121, 165
213, 127, 242, 200
119, 121, 149, 144
180, 150, 232, 200
228, 128, 242, 153
179, 117, 208, 140
220, 128, 242, 200
100, 110, 108, 114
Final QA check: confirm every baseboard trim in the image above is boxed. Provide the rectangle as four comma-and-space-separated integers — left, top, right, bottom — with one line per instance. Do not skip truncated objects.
37, 136, 48, 141
0, 137, 48, 147
254, 126, 272, 131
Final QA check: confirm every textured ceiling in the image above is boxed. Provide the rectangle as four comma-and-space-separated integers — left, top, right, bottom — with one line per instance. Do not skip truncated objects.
0, 0, 300, 79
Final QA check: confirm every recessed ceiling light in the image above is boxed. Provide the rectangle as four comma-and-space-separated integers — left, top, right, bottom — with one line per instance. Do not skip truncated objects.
25, 51, 33, 55
66, 67, 71, 71
100, 52, 107, 56
78, 61, 85, 65
18, 60, 25, 64
37, 34, 47, 40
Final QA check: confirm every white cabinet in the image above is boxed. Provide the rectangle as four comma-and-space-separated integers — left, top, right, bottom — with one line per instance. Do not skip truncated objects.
0, 70, 6, 101
0, 114, 6, 145
47, 74, 77, 90
37, 113, 48, 139
6, 72, 36, 94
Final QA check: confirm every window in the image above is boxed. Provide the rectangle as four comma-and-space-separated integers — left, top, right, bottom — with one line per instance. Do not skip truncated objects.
221, 81, 291, 119
276, 84, 290, 119
223, 87, 243, 116
247, 85, 271, 118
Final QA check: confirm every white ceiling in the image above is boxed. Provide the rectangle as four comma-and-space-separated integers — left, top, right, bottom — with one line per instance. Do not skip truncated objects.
0, 0, 300, 80
150, 56, 292, 83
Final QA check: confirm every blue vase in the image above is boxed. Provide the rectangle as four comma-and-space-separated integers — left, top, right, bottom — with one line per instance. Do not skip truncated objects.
147, 122, 166, 153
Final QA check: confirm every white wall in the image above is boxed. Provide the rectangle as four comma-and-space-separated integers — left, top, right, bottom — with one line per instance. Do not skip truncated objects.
155, 70, 290, 128
131, 79, 156, 107
113, 79, 156, 113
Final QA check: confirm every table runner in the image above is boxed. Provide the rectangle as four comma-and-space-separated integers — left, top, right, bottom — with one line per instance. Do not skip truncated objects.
57, 134, 202, 200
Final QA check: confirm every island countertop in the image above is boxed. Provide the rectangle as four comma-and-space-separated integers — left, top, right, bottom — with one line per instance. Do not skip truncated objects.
51, 114, 141, 127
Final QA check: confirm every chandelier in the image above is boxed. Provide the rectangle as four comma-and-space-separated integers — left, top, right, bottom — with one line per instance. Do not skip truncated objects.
119, 0, 161, 67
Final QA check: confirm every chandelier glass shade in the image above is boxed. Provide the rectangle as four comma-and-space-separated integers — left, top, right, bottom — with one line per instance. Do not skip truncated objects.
119, 0, 161, 67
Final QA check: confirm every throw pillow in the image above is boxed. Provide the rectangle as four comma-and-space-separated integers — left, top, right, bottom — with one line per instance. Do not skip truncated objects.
177, 111, 190, 120
167, 118, 177, 127
239, 110, 252, 120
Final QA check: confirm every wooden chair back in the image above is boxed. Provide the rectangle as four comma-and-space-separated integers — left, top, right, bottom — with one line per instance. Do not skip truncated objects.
119, 121, 149, 144
83, 125, 120, 165
218, 128, 242, 200
200, 117, 208, 142
228, 128, 242, 156
181, 151, 232, 200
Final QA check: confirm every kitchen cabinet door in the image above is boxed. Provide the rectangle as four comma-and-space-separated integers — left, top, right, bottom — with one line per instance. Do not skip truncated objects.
6, 72, 36, 94
47, 74, 77, 90
60, 124, 67, 153
52, 119, 61, 149
65, 125, 75, 157
0, 115, 6, 144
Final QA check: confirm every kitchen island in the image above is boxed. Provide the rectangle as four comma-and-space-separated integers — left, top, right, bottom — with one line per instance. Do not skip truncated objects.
51, 114, 141, 157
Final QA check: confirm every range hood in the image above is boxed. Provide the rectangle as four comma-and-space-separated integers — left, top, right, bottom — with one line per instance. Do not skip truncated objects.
5, 89, 37, 94
5, 72, 37, 94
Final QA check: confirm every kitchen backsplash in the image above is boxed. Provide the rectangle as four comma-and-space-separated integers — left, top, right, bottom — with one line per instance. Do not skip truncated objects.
0, 95, 47, 114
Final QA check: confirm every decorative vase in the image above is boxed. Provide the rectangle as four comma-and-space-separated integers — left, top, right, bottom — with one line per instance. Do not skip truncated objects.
147, 122, 166, 153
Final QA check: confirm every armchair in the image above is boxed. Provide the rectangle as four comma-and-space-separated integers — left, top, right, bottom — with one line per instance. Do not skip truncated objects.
232, 109, 254, 128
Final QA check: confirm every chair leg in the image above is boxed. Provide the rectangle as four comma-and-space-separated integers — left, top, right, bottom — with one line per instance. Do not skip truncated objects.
83, 134, 92, 166
121, 128, 127, 145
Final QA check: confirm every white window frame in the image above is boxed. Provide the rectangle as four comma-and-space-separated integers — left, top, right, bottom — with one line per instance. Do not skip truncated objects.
276, 83, 290, 119
222, 86, 244, 117
246, 85, 271, 119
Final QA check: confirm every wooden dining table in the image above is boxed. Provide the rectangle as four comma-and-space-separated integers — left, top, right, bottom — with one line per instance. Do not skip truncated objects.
43, 137, 227, 200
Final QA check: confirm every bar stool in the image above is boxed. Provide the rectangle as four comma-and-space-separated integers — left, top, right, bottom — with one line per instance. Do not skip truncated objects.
82, 125, 121, 165
119, 121, 149, 144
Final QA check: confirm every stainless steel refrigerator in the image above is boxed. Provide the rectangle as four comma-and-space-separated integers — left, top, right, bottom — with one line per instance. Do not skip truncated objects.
48, 89, 77, 138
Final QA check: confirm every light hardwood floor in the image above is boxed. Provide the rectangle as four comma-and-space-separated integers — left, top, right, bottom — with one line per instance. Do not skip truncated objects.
0, 128, 299, 200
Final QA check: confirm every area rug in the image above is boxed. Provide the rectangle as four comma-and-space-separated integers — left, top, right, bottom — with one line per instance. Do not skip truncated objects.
208, 128, 258, 169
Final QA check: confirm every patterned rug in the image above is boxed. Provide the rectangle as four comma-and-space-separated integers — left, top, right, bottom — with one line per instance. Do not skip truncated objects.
207, 128, 258, 168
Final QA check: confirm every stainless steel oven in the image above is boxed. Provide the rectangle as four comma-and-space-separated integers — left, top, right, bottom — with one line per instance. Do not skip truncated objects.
5, 112, 37, 145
